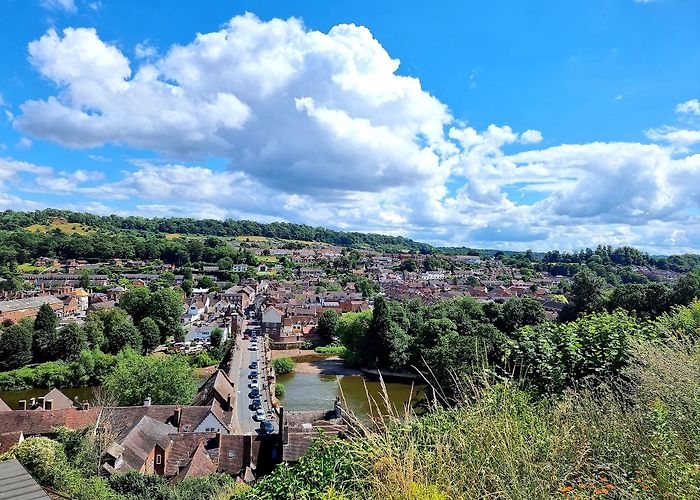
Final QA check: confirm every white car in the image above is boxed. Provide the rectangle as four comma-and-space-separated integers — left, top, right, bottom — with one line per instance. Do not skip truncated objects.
254, 408, 266, 421
249, 380, 259, 390
249, 344, 258, 351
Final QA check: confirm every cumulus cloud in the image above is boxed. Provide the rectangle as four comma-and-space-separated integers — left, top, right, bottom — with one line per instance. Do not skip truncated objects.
676, 98, 700, 116
40, 0, 77, 13
11, 14, 700, 252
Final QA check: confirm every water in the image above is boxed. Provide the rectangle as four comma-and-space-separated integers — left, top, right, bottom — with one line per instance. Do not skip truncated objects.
276, 372, 423, 419
0, 386, 97, 410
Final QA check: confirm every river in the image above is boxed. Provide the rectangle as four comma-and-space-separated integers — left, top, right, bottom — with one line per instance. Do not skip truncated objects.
0, 386, 98, 410
276, 371, 423, 419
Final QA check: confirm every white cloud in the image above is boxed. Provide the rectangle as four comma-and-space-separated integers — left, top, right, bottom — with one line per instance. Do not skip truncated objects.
676, 98, 700, 116
17, 137, 33, 149
11, 14, 700, 252
134, 42, 156, 60
40, 0, 77, 13
520, 129, 543, 144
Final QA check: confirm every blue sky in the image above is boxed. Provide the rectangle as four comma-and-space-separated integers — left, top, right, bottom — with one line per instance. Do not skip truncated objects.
0, 0, 699, 252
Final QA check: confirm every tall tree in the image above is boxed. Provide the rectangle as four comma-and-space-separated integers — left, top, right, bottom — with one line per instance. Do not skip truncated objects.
148, 288, 184, 341
118, 286, 152, 324
0, 318, 33, 370
316, 310, 339, 343
138, 317, 161, 353
56, 323, 87, 361
33, 303, 58, 361
103, 309, 142, 354
209, 327, 224, 348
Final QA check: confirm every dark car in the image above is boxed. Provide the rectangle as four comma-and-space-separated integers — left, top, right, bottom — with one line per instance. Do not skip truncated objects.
248, 388, 260, 398
249, 361, 258, 369
259, 420, 275, 434
250, 398, 261, 410
248, 370, 258, 379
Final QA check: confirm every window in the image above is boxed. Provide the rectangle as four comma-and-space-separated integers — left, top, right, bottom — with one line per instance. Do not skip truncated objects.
206, 427, 217, 432
228, 451, 234, 458
156, 454, 161, 465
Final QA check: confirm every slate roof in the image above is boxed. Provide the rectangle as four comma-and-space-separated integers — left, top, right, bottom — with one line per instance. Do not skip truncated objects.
0, 296, 63, 313
0, 407, 100, 435
0, 432, 23, 454
192, 370, 235, 408
0, 459, 50, 500
42, 388, 73, 410
101, 405, 210, 439
114, 416, 175, 472
164, 432, 219, 477
176, 442, 217, 480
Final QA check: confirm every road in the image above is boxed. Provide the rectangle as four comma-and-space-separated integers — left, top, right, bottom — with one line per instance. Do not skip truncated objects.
228, 322, 276, 435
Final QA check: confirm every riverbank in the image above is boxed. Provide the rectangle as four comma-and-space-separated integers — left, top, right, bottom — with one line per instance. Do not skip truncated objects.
272, 349, 363, 376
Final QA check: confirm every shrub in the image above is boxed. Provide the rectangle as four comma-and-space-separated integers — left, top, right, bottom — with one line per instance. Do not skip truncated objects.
314, 345, 347, 355
273, 357, 295, 375
275, 382, 285, 398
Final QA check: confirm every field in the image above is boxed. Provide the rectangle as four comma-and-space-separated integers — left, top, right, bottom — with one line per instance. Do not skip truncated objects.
165, 233, 181, 239
256, 255, 279, 263
26, 221, 93, 235
235, 235, 269, 242
17, 263, 47, 272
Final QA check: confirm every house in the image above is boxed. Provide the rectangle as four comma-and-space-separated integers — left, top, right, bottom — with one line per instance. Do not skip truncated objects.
232, 264, 248, 273
0, 406, 101, 437
0, 459, 51, 499
261, 306, 283, 337
0, 296, 65, 323
192, 370, 236, 413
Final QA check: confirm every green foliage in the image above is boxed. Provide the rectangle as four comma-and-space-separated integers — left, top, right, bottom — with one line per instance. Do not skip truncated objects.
118, 286, 152, 324
0, 318, 33, 370
275, 382, 286, 397
57, 323, 88, 361
189, 350, 217, 368
108, 470, 170, 499
314, 345, 347, 355
149, 288, 185, 341
138, 317, 161, 353
102, 309, 142, 355
511, 310, 653, 394
33, 302, 59, 361
54, 426, 100, 478
209, 327, 224, 348
273, 357, 295, 375
252, 439, 356, 500
316, 309, 339, 343
103, 349, 197, 405
0, 436, 78, 491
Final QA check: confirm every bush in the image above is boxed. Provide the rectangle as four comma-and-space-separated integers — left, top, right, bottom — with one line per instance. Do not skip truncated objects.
275, 382, 285, 398
188, 351, 217, 368
314, 345, 347, 355
273, 357, 295, 375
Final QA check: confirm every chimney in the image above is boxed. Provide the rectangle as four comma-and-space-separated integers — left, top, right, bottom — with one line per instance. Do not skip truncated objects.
81, 401, 90, 410
226, 394, 232, 412
29, 397, 36, 408
44, 399, 53, 410
37, 397, 45, 408
18, 400, 27, 410
174, 407, 182, 427
143, 396, 152, 407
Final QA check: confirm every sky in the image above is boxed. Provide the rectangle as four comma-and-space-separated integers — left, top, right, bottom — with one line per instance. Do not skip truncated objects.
0, 0, 699, 253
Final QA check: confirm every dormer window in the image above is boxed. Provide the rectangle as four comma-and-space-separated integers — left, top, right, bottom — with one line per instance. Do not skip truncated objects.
156, 454, 162, 465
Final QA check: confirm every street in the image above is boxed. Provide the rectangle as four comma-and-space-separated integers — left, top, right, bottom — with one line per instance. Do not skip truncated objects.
228, 322, 276, 435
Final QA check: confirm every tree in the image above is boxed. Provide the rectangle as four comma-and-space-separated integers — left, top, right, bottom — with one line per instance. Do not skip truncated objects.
197, 275, 216, 290
498, 297, 546, 334
148, 288, 184, 341
209, 327, 223, 348
138, 317, 161, 353
0, 318, 33, 370
365, 295, 393, 368
78, 271, 90, 290
217, 256, 233, 270
56, 323, 88, 361
316, 310, 339, 343
102, 309, 141, 354
118, 286, 152, 324
180, 279, 193, 297
103, 349, 197, 405
33, 303, 58, 361
83, 311, 105, 349
564, 266, 607, 319
182, 267, 193, 281
673, 271, 700, 306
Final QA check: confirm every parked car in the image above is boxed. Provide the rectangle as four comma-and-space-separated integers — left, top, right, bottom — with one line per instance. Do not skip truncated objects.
249, 361, 258, 369
248, 370, 258, 379
248, 388, 260, 398
254, 408, 266, 421
249, 344, 258, 351
250, 398, 261, 410
249, 380, 259, 390
259, 420, 275, 434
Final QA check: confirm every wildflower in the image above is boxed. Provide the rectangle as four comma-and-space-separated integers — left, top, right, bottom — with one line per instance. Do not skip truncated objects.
559, 486, 574, 493
599, 476, 608, 483
578, 483, 587, 489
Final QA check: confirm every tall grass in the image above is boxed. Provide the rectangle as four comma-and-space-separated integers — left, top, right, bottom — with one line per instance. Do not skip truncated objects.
325, 340, 700, 499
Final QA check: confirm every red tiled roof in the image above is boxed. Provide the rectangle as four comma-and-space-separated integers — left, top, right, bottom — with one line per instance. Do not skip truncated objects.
0, 407, 101, 435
